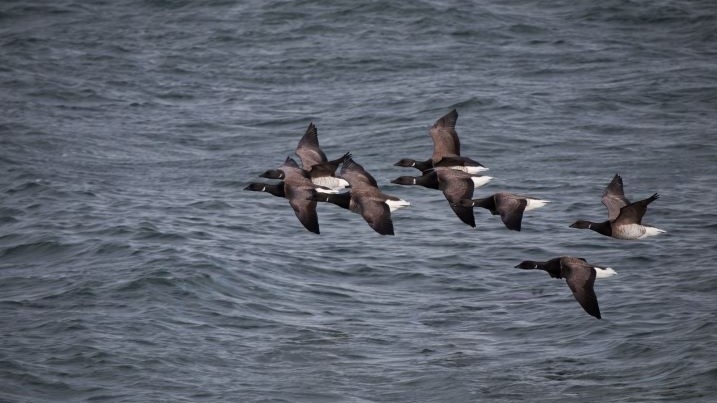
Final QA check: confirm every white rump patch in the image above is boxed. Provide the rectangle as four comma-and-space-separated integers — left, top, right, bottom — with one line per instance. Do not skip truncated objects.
312, 176, 349, 191
470, 176, 493, 188
524, 199, 550, 211
385, 199, 411, 212
449, 165, 489, 174
315, 186, 340, 194
593, 266, 617, 278
641, 226, 666, 238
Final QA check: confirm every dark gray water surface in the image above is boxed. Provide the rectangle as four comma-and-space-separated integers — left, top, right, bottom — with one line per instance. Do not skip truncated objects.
2, 1, 717, 402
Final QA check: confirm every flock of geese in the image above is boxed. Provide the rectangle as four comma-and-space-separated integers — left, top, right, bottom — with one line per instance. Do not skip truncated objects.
245, 109, 665, 319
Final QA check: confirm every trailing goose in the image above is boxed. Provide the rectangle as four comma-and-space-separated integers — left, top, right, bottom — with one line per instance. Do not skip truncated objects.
515, 256, 617, 319
454, 192, 549, 231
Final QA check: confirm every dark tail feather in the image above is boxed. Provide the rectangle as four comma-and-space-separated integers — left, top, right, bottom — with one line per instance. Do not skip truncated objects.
327, 151, 351, 167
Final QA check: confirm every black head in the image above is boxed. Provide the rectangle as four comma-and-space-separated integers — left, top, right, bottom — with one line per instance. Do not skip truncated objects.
260, 169, 285, 179
393, 158, 417, 168
244, 183, 267, 192
569, 220, 591, 229
515, 260, 539, 270
391, 176, 417, 185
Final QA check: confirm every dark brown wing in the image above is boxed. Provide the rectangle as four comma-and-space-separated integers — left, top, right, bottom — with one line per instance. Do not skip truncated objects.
602, 174, 630, 221
613, 193, 659, 226
561, 258, 601, 319
430, 109, 461, 162
436, 168, 476, 227
340, 156, 378, 189
355, 196, 394, 235
285, 184, 320, 234
295, 122, 327, 168
494, 193, 527, 231
448, 202, 476, 227
436, 168, 475, 203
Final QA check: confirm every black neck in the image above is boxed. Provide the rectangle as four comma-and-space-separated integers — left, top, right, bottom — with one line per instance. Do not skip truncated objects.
589, 221, 612, 237
264, 183, 286, 198
539, 258, 563, 278
415, 172, 440, 189
320, 192, 351, 210
472, 196, 496, 212
415, 159, 433, 173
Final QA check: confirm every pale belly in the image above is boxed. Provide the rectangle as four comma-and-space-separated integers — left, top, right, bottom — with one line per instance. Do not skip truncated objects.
613, 224, 665, 240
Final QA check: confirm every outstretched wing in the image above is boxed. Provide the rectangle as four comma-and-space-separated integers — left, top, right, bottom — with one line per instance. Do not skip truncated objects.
340, 156, 378, 189
430, 109, 461, 162
295, 122, 327, 168
613, 193, 659, 226
285, 184, 320, 234
355, 197, 394, 235
562, 259, 601, 319
437, 169, 476, 227
494, 194, 527, 231
602, 174, 630, 221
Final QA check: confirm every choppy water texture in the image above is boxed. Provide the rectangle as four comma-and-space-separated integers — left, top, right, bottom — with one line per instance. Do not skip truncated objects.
2, 0, 717, 402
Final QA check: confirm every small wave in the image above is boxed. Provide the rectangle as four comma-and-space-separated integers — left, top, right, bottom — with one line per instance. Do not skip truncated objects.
0, 240, 80, 260
189, 200, 232, 210
131, 222, 188, 242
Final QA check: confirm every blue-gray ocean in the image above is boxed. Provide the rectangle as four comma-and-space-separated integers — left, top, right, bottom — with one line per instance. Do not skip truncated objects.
2, 1, 716, 402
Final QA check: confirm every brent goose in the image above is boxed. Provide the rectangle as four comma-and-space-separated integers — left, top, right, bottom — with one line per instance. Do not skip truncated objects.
394, 155, 488, 175
337, 157, 410, 235
393, 109, 460, 174
395, 109, 488, 173
294, 122, 351, 190
570, 174, 665, 240
515, 256, 617, 319
256, 157, 329, 234
455, 192, 549, 231
434, 167, 493, 227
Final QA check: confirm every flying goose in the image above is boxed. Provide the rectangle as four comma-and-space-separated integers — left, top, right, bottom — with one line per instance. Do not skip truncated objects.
455, 192, 549, 231
570, 174, 664, 240
515, 256, 617, 319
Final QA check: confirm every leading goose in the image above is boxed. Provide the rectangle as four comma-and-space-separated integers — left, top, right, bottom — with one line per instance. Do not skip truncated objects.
257, 157, 332, 234
570, 174, 665, 240
515, 256, 617, 319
